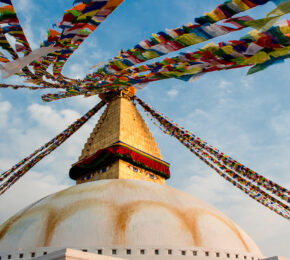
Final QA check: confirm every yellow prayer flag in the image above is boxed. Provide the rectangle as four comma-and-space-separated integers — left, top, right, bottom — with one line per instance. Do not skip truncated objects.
267, 2, 290, 17
203, 42, 219, 52
233, 0, 251, 11
222, 45, 235, 54
77, 10, 100, 21
279, 23, 290, 35
241, 51, 270, 65
245, 16, 281, 31
185, 66, 202, 75
113, 61, 128, 69
162, 71, 185, 77
248, 29, 261, 40
152, 33, 162, 43
269, 46, 290, 58
142, 50, 159, 60
176, 33, 206, 46
206, 8, 226, 22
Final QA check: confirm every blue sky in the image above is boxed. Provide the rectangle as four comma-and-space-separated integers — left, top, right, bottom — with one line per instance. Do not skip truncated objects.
0, 0, 289, 257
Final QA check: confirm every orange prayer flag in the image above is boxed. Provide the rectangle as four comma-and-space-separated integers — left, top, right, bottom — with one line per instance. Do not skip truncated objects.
104, 0, 125, 10
0, 57, 9, 63
70, 3, 86, 11
0, 5, 14, 12
84, 24, 96, 31
49, 29, 60, 38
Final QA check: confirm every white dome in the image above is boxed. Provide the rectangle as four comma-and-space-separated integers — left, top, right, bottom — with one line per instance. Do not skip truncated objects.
0, 180, 262, 257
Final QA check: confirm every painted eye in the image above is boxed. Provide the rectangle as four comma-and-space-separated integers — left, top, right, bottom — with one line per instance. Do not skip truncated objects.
148, 173, 157, 180
84, 175, 91, 180
100, 167, 108, 173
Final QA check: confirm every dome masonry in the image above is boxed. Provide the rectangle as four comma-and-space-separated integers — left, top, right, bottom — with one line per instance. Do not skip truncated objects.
0, 179, 263, 258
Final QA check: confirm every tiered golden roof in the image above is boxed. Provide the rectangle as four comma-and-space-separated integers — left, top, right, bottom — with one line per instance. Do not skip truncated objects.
74, 90, 167, 185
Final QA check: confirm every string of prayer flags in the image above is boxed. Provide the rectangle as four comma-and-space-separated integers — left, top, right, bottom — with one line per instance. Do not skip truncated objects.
0, 32, 43, 83
93, 17, 253, 75
0, 83, 67, 90
34, 30, 63, 79
247, 53, 290, 74
136, 96, 290, 203
36, 0, 125, 79
135, 96, 290, 220
92, 0, 286, 76
0, 46, 61, 78
0, 3, 32, 55
0, 2, 63, 88
93, 17, 290, 80
41, 20, 290, 102
196, 0, 270, 24
0, 27, 18, 60
247, 19, 290, 73
0, 50, 9, 62
129, 20, 290, 77
0, 99, 107, 195
0, 0, 288, 99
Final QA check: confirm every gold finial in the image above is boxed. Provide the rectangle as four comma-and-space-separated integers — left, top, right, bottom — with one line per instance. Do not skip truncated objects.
98, 87, 136, 102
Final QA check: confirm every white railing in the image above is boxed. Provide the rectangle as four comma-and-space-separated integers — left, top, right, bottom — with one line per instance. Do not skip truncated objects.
0, 246, 262, 260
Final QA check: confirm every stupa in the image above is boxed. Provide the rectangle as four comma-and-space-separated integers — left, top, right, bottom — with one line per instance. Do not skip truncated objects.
0, 89, 284, 260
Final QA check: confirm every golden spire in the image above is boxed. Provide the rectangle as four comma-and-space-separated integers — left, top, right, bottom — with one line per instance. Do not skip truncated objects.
70, 89, 170, 185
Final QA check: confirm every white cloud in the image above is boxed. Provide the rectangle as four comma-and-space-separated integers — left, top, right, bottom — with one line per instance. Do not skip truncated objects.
14, 0, 39, 49
167, 88, 179, 98
271, 111, 290, 140
14, 0, 32, 11
0, 101, 93, 173
218, 79, 231, 89
28, 104, 81, 133
0, 98, 100, 228
67, 63, 89, 79
0, 101, 11, 128
72, 95, 101, 110
241, 79, 249, 89
0, 170, 69, 224
0, 100, 90, 225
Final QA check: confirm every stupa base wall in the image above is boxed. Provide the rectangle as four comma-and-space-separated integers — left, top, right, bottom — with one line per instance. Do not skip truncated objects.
0, 246, 264, 260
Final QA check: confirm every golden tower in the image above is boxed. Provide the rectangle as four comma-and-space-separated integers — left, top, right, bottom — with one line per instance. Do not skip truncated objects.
69, 89, 170, 185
